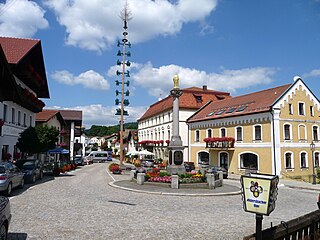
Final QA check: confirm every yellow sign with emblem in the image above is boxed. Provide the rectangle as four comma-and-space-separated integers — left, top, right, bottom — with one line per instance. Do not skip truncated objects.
241, 173, 279, 216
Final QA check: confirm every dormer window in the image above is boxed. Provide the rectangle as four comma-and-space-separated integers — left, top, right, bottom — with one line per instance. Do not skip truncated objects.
194, 94, 203, 103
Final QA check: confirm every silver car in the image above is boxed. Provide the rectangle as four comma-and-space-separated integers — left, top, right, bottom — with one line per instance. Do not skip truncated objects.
0, 162, 24, 196
0, 196, 11, 239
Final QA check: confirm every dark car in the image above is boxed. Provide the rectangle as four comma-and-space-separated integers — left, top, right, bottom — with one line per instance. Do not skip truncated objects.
208, 166, 228, 179
0, 196, 11, 239
184, 162, 195, 172
15, 159, 43, 183
74, 156, 84, 166
0, 162, 24, 196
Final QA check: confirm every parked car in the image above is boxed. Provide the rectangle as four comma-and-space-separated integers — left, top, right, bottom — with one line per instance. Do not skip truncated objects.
107, 155, 112, 161
15, 159, 43, 183
0, 162, 24, 196
143, 159, 155, 167
84, 156, 93, 165
0, 196, 11, 239
184, 162, 195, 172
207, 166, 228, 179
74, 156, 84, 166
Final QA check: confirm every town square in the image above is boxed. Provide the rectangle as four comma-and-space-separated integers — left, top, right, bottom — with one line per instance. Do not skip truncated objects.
1, 0, 320, 239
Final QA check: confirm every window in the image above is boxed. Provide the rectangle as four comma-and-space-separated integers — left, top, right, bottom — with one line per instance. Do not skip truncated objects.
168, 130, 170, 140
254, 125, 262, 141
29, 116, 32, 126
215, 110, 225, 115
3, 104, 7, 122
240, 153, 258, 170
313, 126, 319, 141
23, 113, 26, 126
220, 128, 226, 138
285, 152, 293, 169
207, 112, 215, 117
207, 129, 212, 138
300, 152, 307, 168
11, 107, 15, 124
315, 152, 319, 168
226, 107, 236, 114
18, 111, 21, 125
195, 130, 200, 142
289, 103, 293, 115
284, 124, 291, 140
298, 102, 305, 116
1, 145, 9, 160
236, 127, 242, 141
236, 106, 247, 112
195, 95, 202, 103
198, 151, 209, 165
310, 106, 314, 117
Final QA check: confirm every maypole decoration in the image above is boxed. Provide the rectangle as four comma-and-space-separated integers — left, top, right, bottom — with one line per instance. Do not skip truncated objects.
115, 1, 132, 165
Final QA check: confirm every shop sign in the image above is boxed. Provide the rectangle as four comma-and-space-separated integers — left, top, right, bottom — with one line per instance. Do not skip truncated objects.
240, 173, 279, 216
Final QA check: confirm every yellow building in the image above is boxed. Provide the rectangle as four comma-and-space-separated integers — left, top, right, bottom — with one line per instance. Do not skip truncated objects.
187, 78, 320, 181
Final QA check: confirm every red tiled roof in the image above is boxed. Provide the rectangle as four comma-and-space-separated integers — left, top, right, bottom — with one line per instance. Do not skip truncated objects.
0, 37, 39, 64
59, 110, 82, 121
138, 86, 231, 121
36, 110, 59, 122
188, 84, 291, 123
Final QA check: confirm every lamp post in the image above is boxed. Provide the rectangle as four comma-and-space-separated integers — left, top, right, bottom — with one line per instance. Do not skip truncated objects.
310, 141, 316, 185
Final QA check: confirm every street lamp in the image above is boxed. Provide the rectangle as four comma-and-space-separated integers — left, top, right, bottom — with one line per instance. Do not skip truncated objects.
310, 141, 316, 185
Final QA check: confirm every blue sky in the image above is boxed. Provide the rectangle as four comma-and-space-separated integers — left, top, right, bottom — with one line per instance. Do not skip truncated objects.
1, 0, 320, 128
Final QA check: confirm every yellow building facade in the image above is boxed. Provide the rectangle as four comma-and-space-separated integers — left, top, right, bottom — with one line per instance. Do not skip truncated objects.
187, 78, 320, 180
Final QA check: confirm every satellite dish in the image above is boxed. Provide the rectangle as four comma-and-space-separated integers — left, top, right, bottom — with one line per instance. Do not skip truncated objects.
293, 76, 302, 82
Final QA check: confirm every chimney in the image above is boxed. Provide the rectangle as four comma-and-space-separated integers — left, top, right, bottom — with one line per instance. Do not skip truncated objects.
203, 85, 207, 91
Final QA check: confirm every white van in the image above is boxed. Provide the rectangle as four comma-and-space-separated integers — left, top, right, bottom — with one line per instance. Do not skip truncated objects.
87, 151, 111, 163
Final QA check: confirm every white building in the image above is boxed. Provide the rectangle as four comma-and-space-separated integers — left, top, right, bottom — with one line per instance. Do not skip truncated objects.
0, 37, 49, 160
137, 86, 231, 162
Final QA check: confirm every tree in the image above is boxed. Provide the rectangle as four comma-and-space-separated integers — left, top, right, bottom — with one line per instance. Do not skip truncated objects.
16, 127, 40, 154
17, 126, 59, 155
35, 125, 59, 152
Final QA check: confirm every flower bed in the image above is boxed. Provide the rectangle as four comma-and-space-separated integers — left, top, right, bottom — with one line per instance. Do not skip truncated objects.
144, 170, 206, 184
109, 163, 122, 174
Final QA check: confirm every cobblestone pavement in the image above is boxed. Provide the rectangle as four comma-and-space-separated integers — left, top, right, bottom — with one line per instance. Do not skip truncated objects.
7, 163, 320, 240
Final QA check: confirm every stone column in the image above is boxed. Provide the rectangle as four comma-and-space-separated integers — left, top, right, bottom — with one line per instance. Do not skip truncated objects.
167, 75, 186, 175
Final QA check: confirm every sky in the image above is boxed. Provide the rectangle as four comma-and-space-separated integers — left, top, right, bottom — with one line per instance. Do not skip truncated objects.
1, 0, 320, 128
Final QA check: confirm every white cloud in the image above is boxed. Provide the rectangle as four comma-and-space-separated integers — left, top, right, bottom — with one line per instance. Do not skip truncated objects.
0, 0, 48, 38
51, 70, 110, 90
44, 0, 218, 52
47, 104, 148, 128
303, 69, 320, 78
131, 62, 277, 97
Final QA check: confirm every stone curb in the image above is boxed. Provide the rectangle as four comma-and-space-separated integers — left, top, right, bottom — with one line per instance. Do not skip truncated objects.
109, 180, 241, 197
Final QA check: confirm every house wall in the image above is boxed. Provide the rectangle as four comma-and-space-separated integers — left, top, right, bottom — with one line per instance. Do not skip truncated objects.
0, 101, 36, 160
189, 112, 273, 175
138, 108, 195, 162
188, 80, 320, 180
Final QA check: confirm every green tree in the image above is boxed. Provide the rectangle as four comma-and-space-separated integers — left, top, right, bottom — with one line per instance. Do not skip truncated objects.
16, 127, 41, 154
17, 126, 59, 154
35, 125, 59, 152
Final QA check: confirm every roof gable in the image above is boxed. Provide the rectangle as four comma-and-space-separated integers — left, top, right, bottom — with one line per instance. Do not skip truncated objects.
36, 110, 65, 125
0, 37, 39, 64
0, 37, 49, 98
273, 78, 320, 110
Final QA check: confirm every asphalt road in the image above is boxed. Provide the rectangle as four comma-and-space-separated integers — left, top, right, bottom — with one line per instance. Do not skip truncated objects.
7, 163, 320, 240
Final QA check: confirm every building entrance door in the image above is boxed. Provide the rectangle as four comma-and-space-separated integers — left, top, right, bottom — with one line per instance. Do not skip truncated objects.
219, 152, 229, 170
